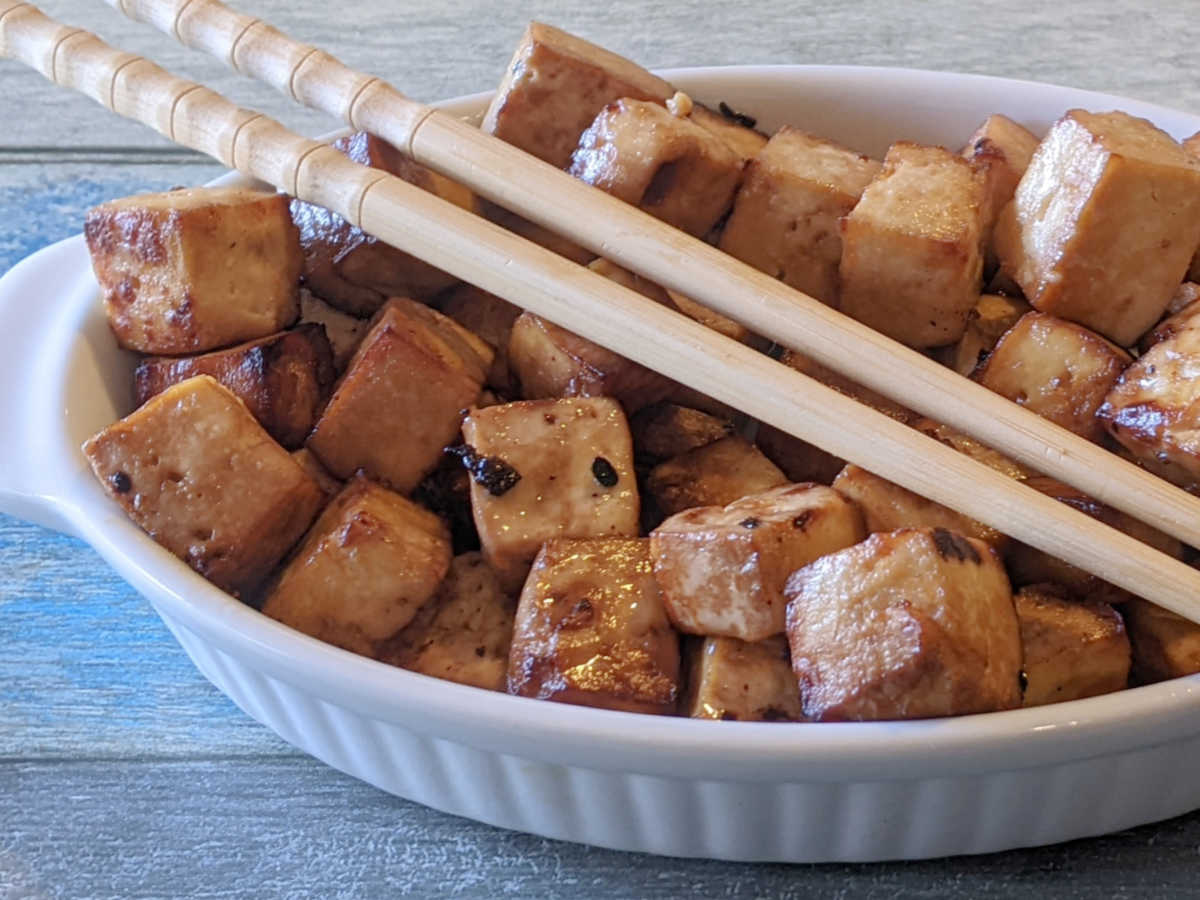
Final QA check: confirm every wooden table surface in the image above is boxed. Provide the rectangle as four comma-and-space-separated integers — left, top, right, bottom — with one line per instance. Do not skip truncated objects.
6, 1, 1200, 896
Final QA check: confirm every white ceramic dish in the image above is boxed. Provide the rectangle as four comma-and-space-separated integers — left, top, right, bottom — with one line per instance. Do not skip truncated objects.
5, 66, 1200, 863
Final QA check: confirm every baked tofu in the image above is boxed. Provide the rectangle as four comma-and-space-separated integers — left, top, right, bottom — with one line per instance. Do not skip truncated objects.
379, 552, 515, 691
133, 324, 335, 449
1139, 284, 1200, 352
839, 142, 987, 348
688, 101, 770, 163
785, 528, 1022, 721
298, 289, 369, 371
482, 21, 673, 169
683, 635, 804, 722
290, 132, 472, 315
1099, 323, 1200, 488
975, 312, 1130, 443
1123, 597, 1200, 682
910, 418, 1032, 482
479, 200, 595, 267
461, 398, 640, 592
262, 476, 451, 657
435, 283, 524, 392
569, 98, 745, 238
645, 436, 787, 517
651, 483, 865, 641
1014, 584, 1129, 707
718, 127, 880, 306
933, 293, 1032, 377
993, 110, 1200, 347
82, 375, 323, 597
290, 448, 342, 502
85, 187, 302, 354
507, 538, 679, 714
961, 114, 1040, 265
306, 298, 490, 493
629, 402, 734, 464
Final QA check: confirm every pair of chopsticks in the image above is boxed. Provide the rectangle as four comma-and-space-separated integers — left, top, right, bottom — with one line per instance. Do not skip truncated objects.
3, 0, 1200, 621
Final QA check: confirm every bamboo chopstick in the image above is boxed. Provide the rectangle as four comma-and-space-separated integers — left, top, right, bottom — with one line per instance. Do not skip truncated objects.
3, 1, 1200, 625
104, 0, 1200, 554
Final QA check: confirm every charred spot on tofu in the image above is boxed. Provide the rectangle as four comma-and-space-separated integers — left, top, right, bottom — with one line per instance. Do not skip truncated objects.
85, 187, 302, 354
446, 443, 522, 496
646, 436, 787, 517
784, 528, 1021, 721
82, 375, 324, 597
683, 635, 804, 722
507, 538, 679, 715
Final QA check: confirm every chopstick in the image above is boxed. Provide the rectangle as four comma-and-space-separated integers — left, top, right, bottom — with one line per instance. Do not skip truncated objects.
103, 0, 1200, 555
3, 1, 1200, 626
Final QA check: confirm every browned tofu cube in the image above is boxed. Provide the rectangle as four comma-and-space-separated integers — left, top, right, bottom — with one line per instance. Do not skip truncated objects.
85, 187, 302, 354
961, 114, 1040, 266
379, 552, 515, 691
994, 110, 1200, 347
306, 299, 489, 493
1186, 132, 1200, 281
975, 312, 1130, 443
290, 132, 473, 315
569, 99, 744, 238
1014, 584, 1129, 706
785, 528, 1022, 721
82, 375, 323, 597
833, 464, 1009, 553
298, 289, 369, 371
461, 398, 640, 591
651, 483, 865, 641
480, 200, 595, 266
290, 448, 342, 502
262, 476, 451, 656
435, 283, 524, 393
1123, 597, 1200, 682
482, 22, 673, 169
133, 324, 334, 449
719, 127, 880, 306
910, 418, 1032, 481
932, 293, 1031, 376
507, 538, 679, 714
687, 101, 769, 162
630, 402, 734, 464
1100, 324, 1200, 488
1139, 285, 1200, 352
646, 436, 787, 517
683, 635, 803, 721
839, 143, 986, 348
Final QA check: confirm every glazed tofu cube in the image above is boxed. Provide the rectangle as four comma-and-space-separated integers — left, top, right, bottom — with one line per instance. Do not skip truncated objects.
1014, 584, 1129, 706
133, 324, 335, 449
683, 635, 803, 721
1099, 324, 1200, 488
933, 293, 1031, 376
688, 102, 769, 162
290, 132, 473, 315
961, 114, 1040, 264
718, 127, 880, 306
298, 289, 369, 371
569, 98, 744, 238
435, 283, 523, 392
379, 552, 515, 691
307, 298, 489, 493
651, 483, 865, 641
645, 436, 787, 517
629, 403, 734, 464
480, 200, 595, 266
1123, 597, 1200, 682
975, 312, 1131, 443
994, 110, 1200, 347
482, 22, 673, 168
290, 448, 342, 502
1140, 284, 1200, 352
507, 538, 679, 713
839, 143, 986, 348
82, 375, 324, 597
833, 464, 1009, 553
85, 187, 302, 354
461, 398, 640, 591
910, 418, 1032, 482
262, 476, 451, 657
785, 528, 1022, 721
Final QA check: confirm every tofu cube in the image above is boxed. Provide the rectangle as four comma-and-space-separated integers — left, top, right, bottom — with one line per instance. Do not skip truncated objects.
569, 98, 744, 238
975, 312, 1131, 443
961, 114, 1041, 265
932, 293, 1031, 376
290, 132, 473, 315
290, 448, 342, 502
435, 283, 524, 393
910, 418, 1033, 481
461, 398, 640, 591
1014, 584, 1130, 706
718, 127, 880, 306
645, 436, 787, 517
306, 298, 489, 493
994, 110, 1200, 347
839, 142, 987, 348
82, 375, 324, 597
785, 528, 1022, 721
482, 22, 673, 169
480, 199, 595, 267
630, 402, 734, 464
687, 102, 769, 162
683, 635, 804, 722
1139, 283, 1200, 352
85, 187, 302, 354
507, 538, 679, 714
134, 324, 335, 449
1123, 597, 1200, 682
379, 552, 515, 691
298, 289, 369, 371
651, 483, 865, 641
262, 476, 451, 656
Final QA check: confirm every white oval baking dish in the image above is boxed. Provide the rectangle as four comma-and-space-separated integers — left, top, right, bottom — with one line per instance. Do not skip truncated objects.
4, 66, 1200, 863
